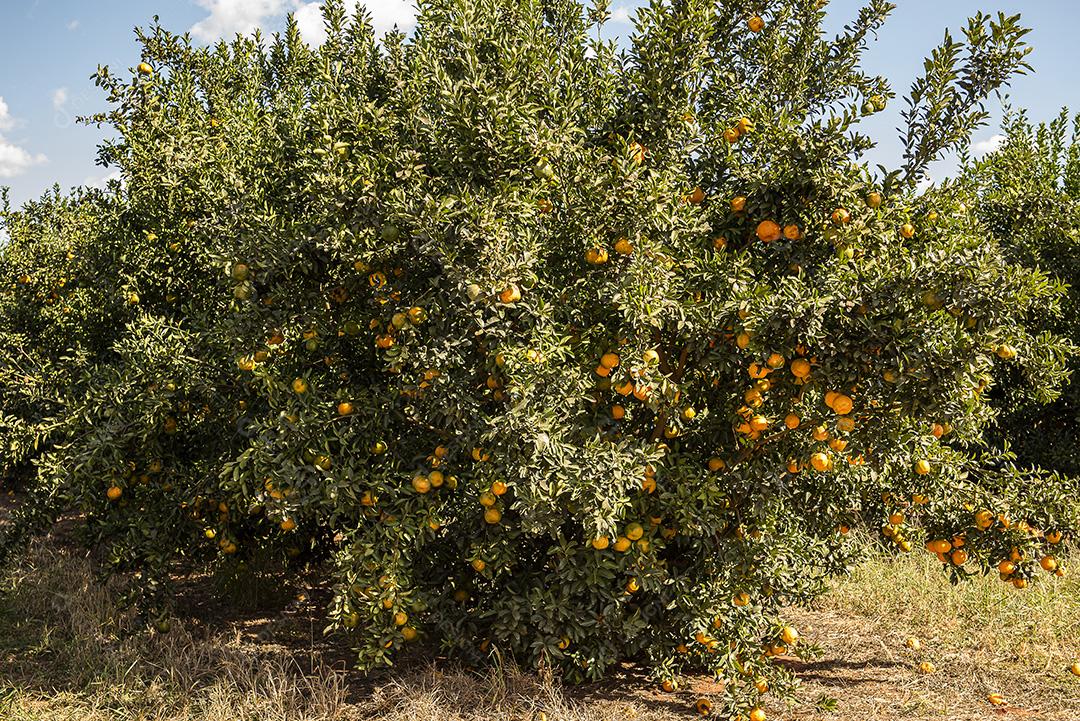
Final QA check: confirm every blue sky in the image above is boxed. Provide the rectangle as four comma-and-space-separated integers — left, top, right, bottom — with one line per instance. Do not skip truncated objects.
0, 0, 1077, 207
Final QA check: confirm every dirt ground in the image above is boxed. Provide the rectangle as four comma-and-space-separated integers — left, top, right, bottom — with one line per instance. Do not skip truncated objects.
1, 497, 1078, 721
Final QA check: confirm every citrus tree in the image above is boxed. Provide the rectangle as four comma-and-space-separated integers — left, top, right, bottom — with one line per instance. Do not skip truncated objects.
0, 188, 131, 554
961, 110, 1080, 476
2, 0, 1079, 717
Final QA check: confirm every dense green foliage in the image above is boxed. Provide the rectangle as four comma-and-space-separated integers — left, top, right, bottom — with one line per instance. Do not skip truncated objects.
964, 111, 1080, 475
2, 1, 1078, 716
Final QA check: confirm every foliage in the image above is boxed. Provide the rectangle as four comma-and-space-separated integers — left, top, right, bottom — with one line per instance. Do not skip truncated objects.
2, 1, 1078, 716
962, 110, 1080, 476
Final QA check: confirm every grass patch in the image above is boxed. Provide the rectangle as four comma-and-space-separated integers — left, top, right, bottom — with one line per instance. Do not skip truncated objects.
825, 547, 1080, 673
1, 543, 1078, 720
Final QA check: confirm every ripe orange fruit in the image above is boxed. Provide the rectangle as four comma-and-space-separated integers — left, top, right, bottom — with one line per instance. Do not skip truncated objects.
402, 626, 418, 641
836, 416, 855, 433
831, 208, 851, 225
747, 15, 765, 32
695, 698, 713, 716
987, 693, 1006, 706
780, 626, 799, 645
337, 401, 354, 416
292, 378, 309, 394
661, 679, 678, 693
591, 536, 610, 550
810, 452, 830, 472
951, 549, 968, 565
784, 413, 800, 429
974, 509, 994, 529
732, 591, 751, 607
708, 457, 726, 472
913, 459, 931, 475
1070, 662, 1080, 677
998, 560, 1016, 575
831, 394, 853, 415
614, 237, 634, 255
498, 284, 521, 304
736, 331, 751, 349
613, 536, 632, 552
536, 198, 553, 213
766, 352, 785, 369
625, 522, 644, 541
783, 224, 801, 240
749, 708, 766, 721
731, 196, 747, 212
900, 223, 916, 239
724, 127, 740, 144
812, 425, 829, 441
600, 352, 620, 369
1046, 530, 1063, 544
867, 191, 883, 208
612, 404, 625, 420
137, 61, 154, 76
483, 507, 502, 524
904, 637, 922, 651
749, 415, 769, 432
926, 539, 952, 554
790, 358, 811, 378
106, 486, 123, 501
756, 220, 781, 242
412, 475, 432, 494
280, 518, 296, 532
585, 247, 609, 264
917, 661, 936, 674
688, 186, 706, 204
1040, 556, 1058, 572
737, 116, 754, 134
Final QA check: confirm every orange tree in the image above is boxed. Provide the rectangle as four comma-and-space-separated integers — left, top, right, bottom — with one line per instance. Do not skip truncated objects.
3, 0, 1079, 715
0, 188, 130, 551
961, 110, 1080, 476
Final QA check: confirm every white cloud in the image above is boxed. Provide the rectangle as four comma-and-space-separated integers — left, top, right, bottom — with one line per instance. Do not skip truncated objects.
0, 97, 47, 178
52, 88, 68, 111
0, 97, 14, 132
189, 0, 416, 45
292, 2, 328, 43
84, 168, 123, 189
293, 1, 416, 44
0, 142, 48, 179
610, 4, 632, 23
189, 0, 291, 42
66, 19, 80, 30
971, 134, 1005, 156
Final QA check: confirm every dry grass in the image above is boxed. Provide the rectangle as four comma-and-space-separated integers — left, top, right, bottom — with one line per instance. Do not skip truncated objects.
0, 546, 351, 721
804, 547, 1080, 719
1, 543, 1078, 721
